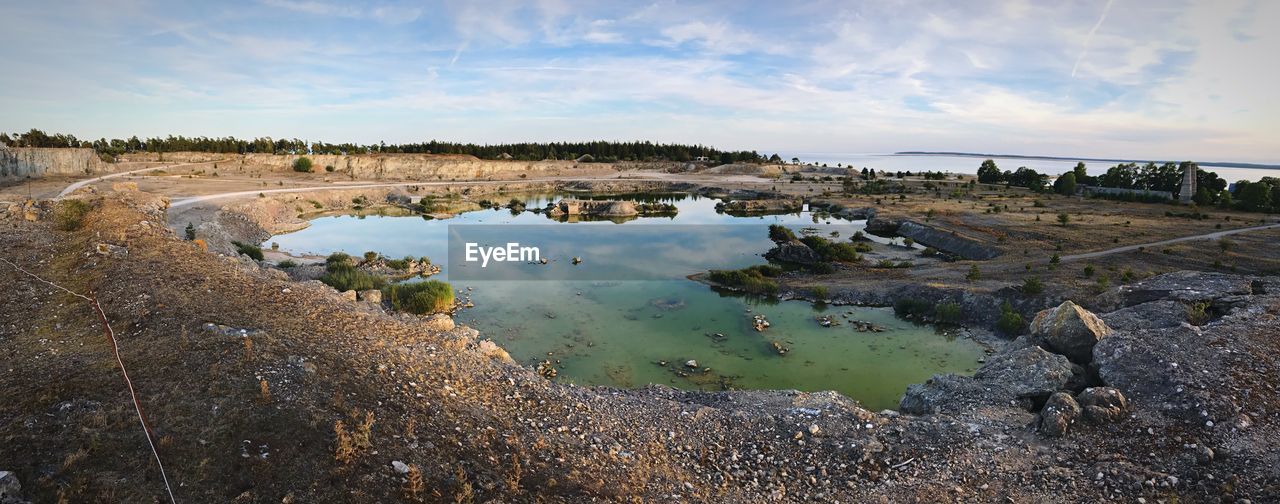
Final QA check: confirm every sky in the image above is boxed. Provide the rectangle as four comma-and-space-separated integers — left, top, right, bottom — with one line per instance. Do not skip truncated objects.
0, 0, 1277, 162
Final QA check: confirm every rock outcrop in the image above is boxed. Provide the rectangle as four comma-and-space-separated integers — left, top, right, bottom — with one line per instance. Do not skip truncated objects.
0, 147, 104, 180
902, 346, 1080, 414
764, 240, 823, 265
1029, 301, 1112, 363
896, 221, 1001, 260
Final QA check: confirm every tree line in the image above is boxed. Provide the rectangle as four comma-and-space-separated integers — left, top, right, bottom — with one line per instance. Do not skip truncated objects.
0, 128, 767, 164
977, 158, 1279, 213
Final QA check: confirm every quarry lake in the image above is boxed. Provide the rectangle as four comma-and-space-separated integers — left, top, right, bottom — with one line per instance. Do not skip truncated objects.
266, 194, 986, 410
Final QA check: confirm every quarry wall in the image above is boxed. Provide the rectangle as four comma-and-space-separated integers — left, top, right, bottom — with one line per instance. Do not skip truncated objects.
0, 147, 105, 180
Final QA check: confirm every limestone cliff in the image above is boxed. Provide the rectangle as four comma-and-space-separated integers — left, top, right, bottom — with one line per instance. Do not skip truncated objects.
0, 147, 105, 180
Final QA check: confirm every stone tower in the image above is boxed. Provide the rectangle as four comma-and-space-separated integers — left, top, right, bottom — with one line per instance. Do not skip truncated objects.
1179, 162, 1197, 204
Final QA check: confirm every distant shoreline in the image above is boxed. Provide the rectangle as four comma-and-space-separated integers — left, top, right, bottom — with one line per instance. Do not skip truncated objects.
894, 151, 1280, 170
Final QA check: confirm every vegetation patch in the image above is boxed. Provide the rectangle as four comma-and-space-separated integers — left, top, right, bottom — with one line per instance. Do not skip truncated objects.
231, 241, 264, 261
385, 280, 455, 314
53, 200, 92, 231
707, 265, 782, 295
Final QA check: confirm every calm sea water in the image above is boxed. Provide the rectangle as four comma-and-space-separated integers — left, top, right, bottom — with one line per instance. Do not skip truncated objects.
266, 194, 985, 410
785, 153, 1278, 183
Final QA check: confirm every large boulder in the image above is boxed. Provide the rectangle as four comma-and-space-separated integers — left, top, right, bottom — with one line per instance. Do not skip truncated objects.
764, 240, 822, 265
1029, 301, 1112, 363
1039, 392, 1082, 437
1097, 271, 1257, 310
1077, 387, 1131, 424
974, 346, 1079, 399
903, 346, 1079, 414
1099, 300, 1187, 331
0, 470, 26, 504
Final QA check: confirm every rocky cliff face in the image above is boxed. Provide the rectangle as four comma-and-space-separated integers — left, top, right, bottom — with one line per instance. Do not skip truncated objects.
0, 147, 105, 180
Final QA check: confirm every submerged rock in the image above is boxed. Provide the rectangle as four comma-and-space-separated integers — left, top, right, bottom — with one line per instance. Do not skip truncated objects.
1039, 392, 1081, 437
1029, 301, 1112, 364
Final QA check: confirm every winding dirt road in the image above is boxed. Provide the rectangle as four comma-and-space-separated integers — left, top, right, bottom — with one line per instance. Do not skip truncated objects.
57, 161, 222, 198
1061, 221, 1280, 261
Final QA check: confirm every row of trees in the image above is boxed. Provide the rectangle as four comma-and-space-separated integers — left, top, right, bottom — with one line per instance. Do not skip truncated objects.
0, 128, 766, 164
977, 158, 1278, 213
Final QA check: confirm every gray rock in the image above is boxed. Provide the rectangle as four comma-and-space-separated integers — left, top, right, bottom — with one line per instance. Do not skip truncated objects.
1099, 271, 1256, 310
1099, 300, 1187, 331
974, 346, 1078, 399
391, 460, 410, 474
764, 240, 823, 265
1029, 301, 1112, 363
901, 347, 1078, 415
896, 221, 1002, 260
1077, 387, 1131, 424
865, 217, 901, 235
0, 471, 25, 504
1039, 392, 1081, 437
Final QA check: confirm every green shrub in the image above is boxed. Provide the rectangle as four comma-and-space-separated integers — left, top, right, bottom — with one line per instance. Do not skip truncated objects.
811, 286, 830, 299
231, 241, 264, 261
1022, 277, 1044, 296
326, 252, 353, 267
768, 224, 797, 243
384, 256, 413, 270
708, 266, 780, 295
1186, 301, 1211, 325
800, 235, 862, 262
277, 259, 298, 268
292, 157, 314, 173
320, 263, 386, 292
934, 302, 962, 323
53, 200, 91, 231
324, 165, 335, 172
1083, 265, 1095, 277
808, 262, 835, 274
385, 280, 455, 314
185, 222, 196, 240
363, 251, 380, 263
995, 302, 1025, 335
921, 246, 938, 257
966, 264, 981, 282
893, 298, 932, 318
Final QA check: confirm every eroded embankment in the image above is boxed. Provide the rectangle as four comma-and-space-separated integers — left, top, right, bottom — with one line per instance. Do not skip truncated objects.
0, 147, 105, 180
3, 189, 1278, 502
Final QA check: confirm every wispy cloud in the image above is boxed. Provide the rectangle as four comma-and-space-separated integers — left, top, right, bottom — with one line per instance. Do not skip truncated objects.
0, 0, 1274, 162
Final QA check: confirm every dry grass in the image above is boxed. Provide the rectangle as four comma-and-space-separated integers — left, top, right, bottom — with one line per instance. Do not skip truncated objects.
404, 464, 424, 501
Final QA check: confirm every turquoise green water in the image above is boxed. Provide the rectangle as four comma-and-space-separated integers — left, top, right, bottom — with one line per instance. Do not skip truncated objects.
266, 194, 984, 410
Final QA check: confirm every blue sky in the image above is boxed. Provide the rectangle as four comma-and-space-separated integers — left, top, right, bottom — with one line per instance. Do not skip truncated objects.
0, 0, 1276, 162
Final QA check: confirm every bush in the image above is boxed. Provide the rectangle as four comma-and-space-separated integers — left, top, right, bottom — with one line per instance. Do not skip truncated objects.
277, 259, 298, 268
768, 224, 797, 243
53, 200, 91, 231
1083, 265, 1095, 277
185, 222, 196, 240
326, 252, 353, 267
966, 264, 981, 282
708, 266, 781, 295
934, 302, 962, 323
1186, 301, 1211, 325
800, 235, 862, 262
995, 302, 1025, 335
321, 263, 386, 292
325, 165, 335, 172
893, 298, 932, 318
385, 280, 455, 314
811, 286, 830, 300
231, 241, 264, 261
1022, 277, 1044, 296
292, 157, 314, 173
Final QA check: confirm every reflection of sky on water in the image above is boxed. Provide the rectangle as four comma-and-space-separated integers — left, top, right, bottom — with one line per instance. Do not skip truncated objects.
268, 194, 871, 281
266, 192, 985, 410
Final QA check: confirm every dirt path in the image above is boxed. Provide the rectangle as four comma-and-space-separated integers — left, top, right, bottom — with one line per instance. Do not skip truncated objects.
1061, 222, 1280, 261
56, 160, 226, 198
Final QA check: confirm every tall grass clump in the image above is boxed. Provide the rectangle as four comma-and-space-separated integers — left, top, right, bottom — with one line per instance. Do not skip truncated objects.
385, 280, 455, 314
320, 252, 386, 291
53, 200, 91, 231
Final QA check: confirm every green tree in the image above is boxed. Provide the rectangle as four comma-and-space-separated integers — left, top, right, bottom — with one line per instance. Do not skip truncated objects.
1057, 213, 1070, 226
977, 159, 1001, 183
1053, 172, 1077, 195
1192, 187, 1214, 206
966, 264, 981, 282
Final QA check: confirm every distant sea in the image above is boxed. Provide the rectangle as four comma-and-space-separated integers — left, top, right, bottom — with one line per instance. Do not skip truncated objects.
780, 152, 1278, 183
